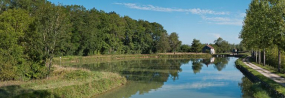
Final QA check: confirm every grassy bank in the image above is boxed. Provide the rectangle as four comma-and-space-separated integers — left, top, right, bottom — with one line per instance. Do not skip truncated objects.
248, 58, 285, 79
0, 53, 210, 98
53, 53, 212, 66
235, 58, 285, 97
0, 66, 127, 98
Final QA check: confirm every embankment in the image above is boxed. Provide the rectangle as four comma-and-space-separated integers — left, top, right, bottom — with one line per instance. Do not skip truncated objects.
235, 58, 285, 98
53, 53, 212, 66
0, 66, 127, 98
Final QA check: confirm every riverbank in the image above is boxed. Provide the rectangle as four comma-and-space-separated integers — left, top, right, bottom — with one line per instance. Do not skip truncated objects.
0, 65, 127, 98
0, 53, 210, 97
53, 53, 212, 66
235, 57, 285, 97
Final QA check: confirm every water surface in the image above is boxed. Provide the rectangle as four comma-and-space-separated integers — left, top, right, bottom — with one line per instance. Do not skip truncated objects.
72, 57, 260, 98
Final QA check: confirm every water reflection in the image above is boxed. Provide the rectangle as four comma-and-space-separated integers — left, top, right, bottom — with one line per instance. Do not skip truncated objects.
67, 58, 271, 98
87, 59, 189, 98
191, 57, 229, 74
239, 76, 255, 98
70, 59, 189, 82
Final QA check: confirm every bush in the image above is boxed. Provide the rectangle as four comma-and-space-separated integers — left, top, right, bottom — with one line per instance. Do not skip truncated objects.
0, 63, 17, 81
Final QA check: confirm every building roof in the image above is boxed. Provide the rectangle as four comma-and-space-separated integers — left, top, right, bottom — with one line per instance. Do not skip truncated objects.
206, 45, 214, 49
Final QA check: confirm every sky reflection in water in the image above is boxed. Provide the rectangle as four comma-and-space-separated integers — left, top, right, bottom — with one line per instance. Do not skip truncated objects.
94, 57, 249, 98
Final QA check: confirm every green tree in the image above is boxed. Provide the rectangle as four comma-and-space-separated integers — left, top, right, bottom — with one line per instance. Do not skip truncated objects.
240, 0, 285, 71
191, 39, 202, 53
214, 37, 230, 53
0, 9, 32, 80
0, 0, 184, 80
35, 3, 71, 77
270, 0, 285, 72
156, 32, 170, 53
168, 32, 181, 54
180, 44, 191, 52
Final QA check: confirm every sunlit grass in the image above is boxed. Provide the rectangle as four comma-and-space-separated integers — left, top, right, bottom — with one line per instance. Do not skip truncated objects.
53, 53, 212, 66
0, 65, 127, 98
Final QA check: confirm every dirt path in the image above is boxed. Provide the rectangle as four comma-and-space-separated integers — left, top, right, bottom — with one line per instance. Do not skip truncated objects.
243, 58, 285, 86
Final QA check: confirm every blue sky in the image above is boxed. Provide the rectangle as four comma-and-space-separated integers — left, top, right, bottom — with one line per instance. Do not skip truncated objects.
48, 0, 251, 45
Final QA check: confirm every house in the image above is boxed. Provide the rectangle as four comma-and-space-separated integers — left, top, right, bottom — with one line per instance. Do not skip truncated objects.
232, 49, 238, 55
202, 45, 215, 54
202, 57, 215, 67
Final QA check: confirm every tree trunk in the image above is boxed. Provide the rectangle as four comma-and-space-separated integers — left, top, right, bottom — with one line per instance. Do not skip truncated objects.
252, 49, 254, 59
278, 49, 281, 72
259, 50, 261, 64
263, 48, 266, 66
255, 51, 258, 63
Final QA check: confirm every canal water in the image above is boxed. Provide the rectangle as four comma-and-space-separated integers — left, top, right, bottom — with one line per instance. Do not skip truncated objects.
72, 57, 263, 98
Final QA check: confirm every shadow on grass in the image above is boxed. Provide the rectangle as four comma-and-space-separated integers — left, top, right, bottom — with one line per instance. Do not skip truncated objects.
0, 85, 60, 98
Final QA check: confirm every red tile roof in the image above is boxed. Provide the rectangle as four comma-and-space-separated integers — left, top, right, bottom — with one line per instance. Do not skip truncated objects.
207, 45, 214, 49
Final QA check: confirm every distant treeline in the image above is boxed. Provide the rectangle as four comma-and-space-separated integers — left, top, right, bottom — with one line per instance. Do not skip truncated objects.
180, 37, 246, 53
0, 0, 182, 80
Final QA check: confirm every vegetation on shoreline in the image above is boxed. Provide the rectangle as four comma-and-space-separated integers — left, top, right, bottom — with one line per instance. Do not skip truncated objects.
240, 0, 285, 72
0, 66, 127, 98
239, 76, 270, 98
0, 0, 185, 81
53, 53, 212, 66
235, 58, 285, 97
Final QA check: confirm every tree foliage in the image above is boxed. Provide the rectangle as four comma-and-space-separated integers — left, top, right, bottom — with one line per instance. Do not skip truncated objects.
213, 37, 230, 53
191, 39, 202, 53
0, 0, 183, 80
240, 0, 285, 71
168, 32, 181, 53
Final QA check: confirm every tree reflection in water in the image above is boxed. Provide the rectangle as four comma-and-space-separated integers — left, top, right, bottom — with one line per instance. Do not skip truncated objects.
69, 59, 190, 98
191, 59, 203, 74
68, 58, 273, 98
191, 57, 230, 74
238, 76, 255, 98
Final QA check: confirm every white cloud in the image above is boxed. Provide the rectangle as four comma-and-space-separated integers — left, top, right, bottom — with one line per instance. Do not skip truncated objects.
208, 33, 221, 39
202, 71, 244, 82
114, 3, 229, 15
239, 13, 246, 18
202, 16, 243, 26
158, 82, 228, 91
202, 16, 231, 22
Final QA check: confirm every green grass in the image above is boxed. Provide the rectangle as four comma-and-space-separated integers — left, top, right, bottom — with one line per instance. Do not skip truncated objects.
53, 53, 212, 66
214, 53, 231, 55
248, 58, 285, 79
0, 66, 127, 98
235, 58, 285, 97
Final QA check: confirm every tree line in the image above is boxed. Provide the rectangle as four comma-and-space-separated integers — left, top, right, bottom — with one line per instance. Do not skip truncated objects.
179, 37, 246, 53
240, 0, 285, 72
0, 0, 182, 80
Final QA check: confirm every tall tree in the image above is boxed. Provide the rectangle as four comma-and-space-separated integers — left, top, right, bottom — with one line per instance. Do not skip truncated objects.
191, 39, 202, 53
35, 3, 71, 77
168, 32, 181, 54
214, 37, 230, 53
0, 9, 32, 80
156, 32, 170, 53
270, 0, 285, 72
